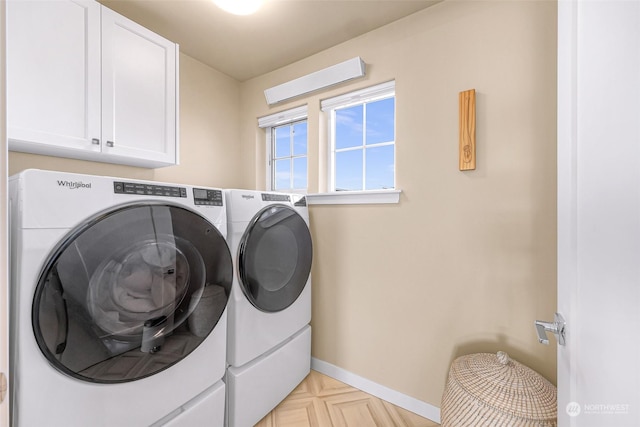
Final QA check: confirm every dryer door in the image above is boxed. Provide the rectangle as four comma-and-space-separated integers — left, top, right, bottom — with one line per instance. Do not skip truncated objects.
32, 203, 232, 383
238, 205, 312, 312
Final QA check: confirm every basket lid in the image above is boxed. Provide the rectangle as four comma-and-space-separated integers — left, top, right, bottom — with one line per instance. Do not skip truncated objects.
447, 351, 557, 421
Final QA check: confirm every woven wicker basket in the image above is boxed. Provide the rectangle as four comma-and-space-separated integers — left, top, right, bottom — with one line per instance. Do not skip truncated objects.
441, 351, 557, 427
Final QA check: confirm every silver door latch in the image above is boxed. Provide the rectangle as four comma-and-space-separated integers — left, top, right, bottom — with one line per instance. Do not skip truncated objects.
535, 313, 566, 346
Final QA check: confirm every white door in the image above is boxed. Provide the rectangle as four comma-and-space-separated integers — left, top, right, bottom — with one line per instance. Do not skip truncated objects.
557, 1, 640, 426
1, 1, 9, 425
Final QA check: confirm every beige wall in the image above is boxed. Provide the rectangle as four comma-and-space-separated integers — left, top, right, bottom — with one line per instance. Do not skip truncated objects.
9, 53, 243, 189
240, 0, 557, 407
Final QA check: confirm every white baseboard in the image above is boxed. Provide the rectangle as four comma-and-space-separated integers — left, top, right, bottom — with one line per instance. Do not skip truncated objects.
311, 358, 441, 424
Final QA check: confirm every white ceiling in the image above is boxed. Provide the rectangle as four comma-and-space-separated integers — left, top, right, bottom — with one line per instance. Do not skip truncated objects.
99, 0, 441, 81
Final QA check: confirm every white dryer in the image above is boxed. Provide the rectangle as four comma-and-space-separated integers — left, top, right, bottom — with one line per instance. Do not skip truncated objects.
225, 190, 312, 427
8, 169, 233, 427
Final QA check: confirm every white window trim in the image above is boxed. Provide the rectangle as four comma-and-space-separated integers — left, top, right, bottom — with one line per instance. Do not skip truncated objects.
259, 105, 308, 192
258, 105, 308, 128
321, 80, 397, 195
306, 189, 401, 205
321, 80, 395, 111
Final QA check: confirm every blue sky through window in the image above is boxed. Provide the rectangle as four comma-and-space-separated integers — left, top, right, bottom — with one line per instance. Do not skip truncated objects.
293, 122, 307, 156
366, 145, 394, 190
366, 97, 395, 145
293, 157, 307, 189
336, 150, 363, 191
275, 127, 290, 157
336, 105, 363, 149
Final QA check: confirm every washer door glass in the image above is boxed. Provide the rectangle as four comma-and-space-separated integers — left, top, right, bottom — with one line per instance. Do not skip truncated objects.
238, 205, 312, 312
33, 204, 232, 383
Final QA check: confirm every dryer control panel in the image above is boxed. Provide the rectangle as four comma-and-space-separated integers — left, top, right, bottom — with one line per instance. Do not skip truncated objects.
262, 193, 290, 202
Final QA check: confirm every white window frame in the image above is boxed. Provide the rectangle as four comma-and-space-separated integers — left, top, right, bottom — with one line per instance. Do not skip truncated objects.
259, 105, 308, 192
321, 81, 398, 200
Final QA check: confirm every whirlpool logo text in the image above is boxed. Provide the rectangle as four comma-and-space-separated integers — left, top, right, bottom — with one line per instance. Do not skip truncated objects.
57, 180, 92, 190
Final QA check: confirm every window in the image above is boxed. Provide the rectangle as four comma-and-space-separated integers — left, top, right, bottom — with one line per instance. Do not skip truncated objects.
322, 81, 395, 192
272, 120, 307, 191
259, 106, 308, 192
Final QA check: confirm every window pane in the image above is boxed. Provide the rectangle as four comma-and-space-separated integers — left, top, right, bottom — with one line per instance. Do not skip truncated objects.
274, 126, 290, 158
293, 157, 307, 190
335, 105, 363, 149
274, 159, 291, 190
366, 97, 395, 145
365, 145, 395, 190
293, 122, 307, 156
335, 149, 363, 191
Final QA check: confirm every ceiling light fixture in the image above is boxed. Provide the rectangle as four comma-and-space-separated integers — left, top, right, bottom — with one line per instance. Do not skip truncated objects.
213, 0, 264, 16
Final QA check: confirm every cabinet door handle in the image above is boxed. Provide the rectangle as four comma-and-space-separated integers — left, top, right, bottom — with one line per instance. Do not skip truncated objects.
91, 138, 100, 145
106, 141, 114, 147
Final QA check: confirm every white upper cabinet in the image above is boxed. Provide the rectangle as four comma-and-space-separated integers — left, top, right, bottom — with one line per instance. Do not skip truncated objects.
7, 0, 179, 168
100, 7, 177, 166
7, 0, 101, 154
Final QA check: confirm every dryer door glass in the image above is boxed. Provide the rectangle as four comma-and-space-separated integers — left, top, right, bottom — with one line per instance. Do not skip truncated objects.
32, 204, 232, 383
238, 205, 312, 312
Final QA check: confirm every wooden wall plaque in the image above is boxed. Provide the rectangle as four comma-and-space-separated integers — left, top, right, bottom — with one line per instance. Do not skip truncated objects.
459, 89, 476, 171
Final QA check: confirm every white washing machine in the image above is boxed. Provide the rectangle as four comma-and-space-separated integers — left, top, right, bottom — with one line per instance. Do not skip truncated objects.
8, 169, 233, 427
224, 189, 313, 427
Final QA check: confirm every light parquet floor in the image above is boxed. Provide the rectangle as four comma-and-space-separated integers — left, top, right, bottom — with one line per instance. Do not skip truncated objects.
255, 370, 440, 427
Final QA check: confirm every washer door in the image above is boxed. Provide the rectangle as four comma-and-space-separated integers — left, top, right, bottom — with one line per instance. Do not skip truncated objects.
33, 203, 232, 383
238, 205, 312, 312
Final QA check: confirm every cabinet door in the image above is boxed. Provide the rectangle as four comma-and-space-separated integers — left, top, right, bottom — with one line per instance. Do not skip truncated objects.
101, 7, 178, 167
7, 0, 101, 153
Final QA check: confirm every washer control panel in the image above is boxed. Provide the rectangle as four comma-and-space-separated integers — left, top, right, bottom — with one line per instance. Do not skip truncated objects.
114, 181, 187, 198
113, 181, 223, 206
